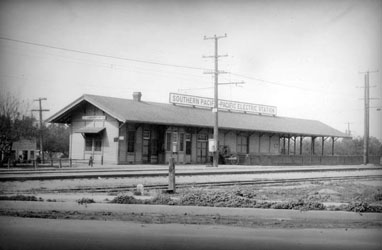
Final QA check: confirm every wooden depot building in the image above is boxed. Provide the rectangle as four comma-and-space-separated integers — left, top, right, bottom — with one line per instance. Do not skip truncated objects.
48, 92, 348, 165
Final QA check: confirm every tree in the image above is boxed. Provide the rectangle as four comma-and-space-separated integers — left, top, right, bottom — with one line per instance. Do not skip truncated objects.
0, 93, 38, 165
43, 124, 70, 158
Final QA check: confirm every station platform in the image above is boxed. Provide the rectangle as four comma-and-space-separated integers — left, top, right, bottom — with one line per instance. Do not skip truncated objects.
0, 164, 381, 181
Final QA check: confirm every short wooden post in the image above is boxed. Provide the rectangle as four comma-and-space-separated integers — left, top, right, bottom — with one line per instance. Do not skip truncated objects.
69, 158, 72, 168
50, 159, 53, 167
168, 157, 176, 193
59, 159, 62, 168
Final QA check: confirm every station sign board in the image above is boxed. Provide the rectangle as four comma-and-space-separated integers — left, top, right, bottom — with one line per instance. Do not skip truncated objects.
169, 93, 277, 116
82, 116, 106, 120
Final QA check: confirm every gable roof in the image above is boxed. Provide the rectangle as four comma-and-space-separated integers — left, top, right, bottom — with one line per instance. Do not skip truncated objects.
48, 94, 349, 138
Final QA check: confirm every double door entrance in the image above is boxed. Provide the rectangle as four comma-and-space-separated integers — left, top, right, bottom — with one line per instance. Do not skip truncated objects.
141, 126, 165, 164
196, 140, 208, 163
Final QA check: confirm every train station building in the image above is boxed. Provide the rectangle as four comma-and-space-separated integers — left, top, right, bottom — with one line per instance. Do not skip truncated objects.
48, 92, 349, 165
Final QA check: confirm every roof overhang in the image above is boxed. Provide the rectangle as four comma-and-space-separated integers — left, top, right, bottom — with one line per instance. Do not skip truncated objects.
47, 95, 125, 124
74, 127, 105, 134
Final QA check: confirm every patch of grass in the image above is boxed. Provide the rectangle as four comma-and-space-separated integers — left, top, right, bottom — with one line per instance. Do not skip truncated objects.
373, 191, 382, 201
110, 195, 144, 204
110, 194, 174, 205
343, 202, 382, 213
0, 195, 42, 202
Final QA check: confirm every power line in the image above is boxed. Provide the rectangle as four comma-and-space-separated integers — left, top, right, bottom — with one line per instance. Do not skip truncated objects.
230, 72, 324, 92
0, 36, 363, 97
0, 36, 209, 71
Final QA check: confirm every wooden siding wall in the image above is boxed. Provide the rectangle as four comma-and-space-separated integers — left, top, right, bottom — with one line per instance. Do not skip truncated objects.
162, 127, 281, 164
69, 102, 119, 164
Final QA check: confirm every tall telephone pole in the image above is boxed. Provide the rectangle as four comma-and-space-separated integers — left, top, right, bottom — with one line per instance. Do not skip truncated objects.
32, 98, 49, 163
359, 70, 378, 165
364, 72, 370, 165
345, 122, 352, 136
204, 34, 244, 167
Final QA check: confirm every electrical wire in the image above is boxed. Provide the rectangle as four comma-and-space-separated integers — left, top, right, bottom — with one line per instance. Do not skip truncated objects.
0, 36, 361, 97
0, 36, 210, 71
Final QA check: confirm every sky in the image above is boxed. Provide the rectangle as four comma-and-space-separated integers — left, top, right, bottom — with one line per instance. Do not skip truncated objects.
0, 0, 381, 140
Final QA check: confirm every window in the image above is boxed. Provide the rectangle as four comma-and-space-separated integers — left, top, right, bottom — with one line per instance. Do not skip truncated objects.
94, 138, 102, 151
179, 133, 184, 151
143, 130, 151, 139
237, 135, 248, 154
185, 134, 191, 155
127, 131, 135, 153
85, 137, 93, 151
85, 134, 102, 152
166, 132, 171, 151
197, 134, 207, 141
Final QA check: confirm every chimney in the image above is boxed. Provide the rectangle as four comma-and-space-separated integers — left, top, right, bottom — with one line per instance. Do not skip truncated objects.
133, 92, 142, 102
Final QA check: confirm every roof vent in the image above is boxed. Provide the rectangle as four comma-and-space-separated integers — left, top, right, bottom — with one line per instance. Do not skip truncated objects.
133, 92, 142, 102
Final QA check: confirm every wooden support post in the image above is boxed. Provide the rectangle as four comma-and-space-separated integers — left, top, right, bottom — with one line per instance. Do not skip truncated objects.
300, 136, 303, 155
69, 158, 72, 168
258, 133, 262, 154
332, 137, 335, 156
311, 137, 315, 155
287, 137, 290, 155
321, 137, 325, 156
283, 136, 286, 155
293, 136, 296, 155
59, 159, 62, 168
168, 157, 176, 193
268, 135, 271, 153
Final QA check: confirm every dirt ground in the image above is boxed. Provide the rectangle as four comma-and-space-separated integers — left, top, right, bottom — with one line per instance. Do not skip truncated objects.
1, 177, 382, 229
1, 177, 381, 210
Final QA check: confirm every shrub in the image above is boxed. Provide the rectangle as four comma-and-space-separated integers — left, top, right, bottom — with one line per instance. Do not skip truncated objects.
0, 195, 41, 201
77, 198, 95, 205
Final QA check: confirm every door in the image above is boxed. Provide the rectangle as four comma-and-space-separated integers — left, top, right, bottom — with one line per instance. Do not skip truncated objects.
185, 133, 192, 164
142, 130, 151, 163
196, 141, 207, 163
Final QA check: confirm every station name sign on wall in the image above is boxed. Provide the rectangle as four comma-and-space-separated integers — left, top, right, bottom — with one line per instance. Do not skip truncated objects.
82, 116, 106, 120
169, 93, 277, 116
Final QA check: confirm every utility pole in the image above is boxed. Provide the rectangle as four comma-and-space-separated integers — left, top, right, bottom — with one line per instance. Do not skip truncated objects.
364, 72, 370, 165
345, 122, 352, 136
32, 98, 49, 163
359, 70, 378, 165
203, 34, 244, 167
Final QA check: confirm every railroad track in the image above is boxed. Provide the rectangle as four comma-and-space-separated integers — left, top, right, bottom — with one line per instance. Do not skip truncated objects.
32, 174, 382, 194
1, 166, 381, 181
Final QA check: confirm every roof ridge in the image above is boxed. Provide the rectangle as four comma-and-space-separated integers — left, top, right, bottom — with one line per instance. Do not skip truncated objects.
80, 93, 332, 123
49, 93, 348, 138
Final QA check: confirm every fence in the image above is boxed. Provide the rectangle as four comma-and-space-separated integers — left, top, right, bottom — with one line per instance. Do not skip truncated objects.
2, 158, 103, 169
237, 154, 381, 166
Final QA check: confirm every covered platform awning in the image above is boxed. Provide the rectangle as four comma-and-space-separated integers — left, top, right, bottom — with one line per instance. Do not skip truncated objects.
74, 127, 105, 134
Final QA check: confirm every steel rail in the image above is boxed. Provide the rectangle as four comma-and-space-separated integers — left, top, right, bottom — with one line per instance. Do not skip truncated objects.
29, 174, 382, 194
